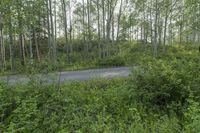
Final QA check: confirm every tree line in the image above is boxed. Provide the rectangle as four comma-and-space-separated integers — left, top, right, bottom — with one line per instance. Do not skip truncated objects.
0, 0, 200, 72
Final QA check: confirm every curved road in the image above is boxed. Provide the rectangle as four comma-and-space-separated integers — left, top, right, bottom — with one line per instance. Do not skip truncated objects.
0, 67, 131, 85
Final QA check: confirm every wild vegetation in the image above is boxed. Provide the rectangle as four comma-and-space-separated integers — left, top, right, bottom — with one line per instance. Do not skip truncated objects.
0, 0, 200, 74
1, 44, 200, 132
0, 0, 200, 132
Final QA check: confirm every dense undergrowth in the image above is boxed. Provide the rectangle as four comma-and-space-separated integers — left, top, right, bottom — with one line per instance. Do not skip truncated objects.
0, 41, 123, 76
1, 41, 198, 76
1, 43, 200, 132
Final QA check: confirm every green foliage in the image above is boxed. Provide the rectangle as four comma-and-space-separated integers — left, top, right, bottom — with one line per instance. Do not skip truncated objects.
184, 97, 200, 133
1, 69, 200, 132
1, 44, 200, 132
96, 56, 125, 67
0, 79, 185, 132
130, 60, 192, 113
0, 79, 135, 132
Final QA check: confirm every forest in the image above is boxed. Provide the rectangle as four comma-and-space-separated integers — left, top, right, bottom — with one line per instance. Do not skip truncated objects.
0, 0, 200, 132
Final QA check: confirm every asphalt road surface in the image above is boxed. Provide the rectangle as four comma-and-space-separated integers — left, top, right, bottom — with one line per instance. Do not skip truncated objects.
0, 67, 131, 85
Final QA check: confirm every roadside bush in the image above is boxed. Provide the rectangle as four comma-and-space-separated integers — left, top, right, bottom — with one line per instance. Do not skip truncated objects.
1, 74, 200, 132
0, 78, 183, 132
1, 44, 200, 132
97, 56, 125, 67
0, 79, 136, 132
130, 59, 196, 115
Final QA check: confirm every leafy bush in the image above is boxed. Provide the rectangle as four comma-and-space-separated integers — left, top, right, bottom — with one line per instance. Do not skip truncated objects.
1, 44, 200, 132
1, 68, 200, 132
97, 56, 125, 67
0, 79, 133, 132
130, 59, 198, 114
0, 79, 187, 132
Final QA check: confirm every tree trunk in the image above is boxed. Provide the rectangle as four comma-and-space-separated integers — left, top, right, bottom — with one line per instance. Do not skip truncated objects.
158, 14, 163, 46
49, 0, 56, 63
102, 0, 106, 58
61, 0, 69, 63
33, 28, 40, 62
18, 10, 26, 66
0, 29, 2, 71
97, 0, 101, 58
69, 0, 73, 55
29, 28, 33, 65
85, 0, 91, 56
163, 9, 168, 53
112, 15, 115, 42
102, 0, 106, 41
47, 0, 52, 60
117, 0, 123, 40
150, 3, 153, 45
153, 0, 158, 57
0, 13, 4, 71
54, 0, 57, 62
82, 0, 86, 42
8, 8, 15, 72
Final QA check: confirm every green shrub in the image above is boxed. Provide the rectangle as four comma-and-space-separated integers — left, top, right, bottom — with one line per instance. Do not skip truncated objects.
130, 59, 195, 115
97, 56, 125, 67
1, 44, 200, 132
1, 75, 200, 132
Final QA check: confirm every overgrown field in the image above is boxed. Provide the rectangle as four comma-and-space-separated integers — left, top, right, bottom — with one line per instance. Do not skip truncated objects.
1, 44, 200, 132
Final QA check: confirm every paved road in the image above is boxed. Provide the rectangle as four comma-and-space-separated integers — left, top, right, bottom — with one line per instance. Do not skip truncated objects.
0, 67, 131, 85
